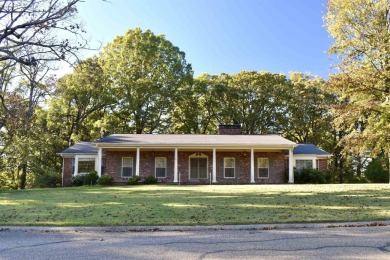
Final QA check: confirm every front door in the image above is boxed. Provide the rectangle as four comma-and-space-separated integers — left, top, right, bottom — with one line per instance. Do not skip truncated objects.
190, 157, 208, 179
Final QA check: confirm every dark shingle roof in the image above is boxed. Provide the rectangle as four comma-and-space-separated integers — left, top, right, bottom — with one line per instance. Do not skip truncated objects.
60, 142, 97, 154
95, 134, 296, 147
293, 144, 330, 156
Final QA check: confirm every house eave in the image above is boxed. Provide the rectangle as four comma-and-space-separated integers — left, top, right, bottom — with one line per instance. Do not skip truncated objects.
94, 143, 296, 150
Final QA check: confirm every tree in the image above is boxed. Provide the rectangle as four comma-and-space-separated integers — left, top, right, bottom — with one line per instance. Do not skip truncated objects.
282, 73, 335, 148
324, 0, 390, 156
211, 71, 288, 134
0, 0, 87, 67
100, 28, 193, 134
47, 57, 111, 145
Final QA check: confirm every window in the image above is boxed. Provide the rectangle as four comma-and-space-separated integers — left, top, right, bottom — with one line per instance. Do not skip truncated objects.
190, 157, 208, 179
296, 160, 313, 172
122, 157, 133, 177
155, 157, 166, 178
78, 158, 95, 174
224, 158, 235, 178
258, 158, 269, 178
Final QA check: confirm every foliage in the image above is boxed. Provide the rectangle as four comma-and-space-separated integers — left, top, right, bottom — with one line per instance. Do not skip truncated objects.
364, 158, 389, 183
97, 175, 114, 186
72, 171, 99, 186
324, 0, 390, 157
350, 176, 370, 184
84, 171, 99, 185
71, 175, 85, 187
47, 57, 112, 144
294, 168, 330, 184
0, 185, 389, 226
143, 176, 158, 184
128, 176, 141, 185
32, 172, 61, 188
282, 73, 335, 149
100, 28, 193, 134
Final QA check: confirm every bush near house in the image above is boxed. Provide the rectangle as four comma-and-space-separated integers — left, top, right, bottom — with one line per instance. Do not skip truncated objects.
294, 168, 331, 184
143, 176, 158, 184
128, 176, 141, 185
97, 175, 114, 186
72, 171, 99, 186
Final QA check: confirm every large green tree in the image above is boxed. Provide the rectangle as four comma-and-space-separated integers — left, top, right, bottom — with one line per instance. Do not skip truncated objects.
47, 57, 111, 145
282, 72, 335, 148
324, 0, 390, 156
100, 28, 193, 134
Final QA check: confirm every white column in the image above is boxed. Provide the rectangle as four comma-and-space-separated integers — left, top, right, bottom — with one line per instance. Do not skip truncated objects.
174, 148, 178, 183
313, 158, 317, 171
136, 148, 140, 176
250, 149, 255, 183
96, 148, 102, 177
289, 148, 294, 183
74, 155, 79, 176
212, 148, 217, 183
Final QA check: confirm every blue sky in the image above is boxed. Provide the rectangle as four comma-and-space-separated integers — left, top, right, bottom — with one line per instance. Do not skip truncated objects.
76, 0, 335, 79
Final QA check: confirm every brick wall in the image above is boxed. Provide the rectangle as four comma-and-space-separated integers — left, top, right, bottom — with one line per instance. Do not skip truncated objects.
318, 159, 328, 171
218, 125, 242, 135
104, 150, 287, 184
63, 158, 73, 187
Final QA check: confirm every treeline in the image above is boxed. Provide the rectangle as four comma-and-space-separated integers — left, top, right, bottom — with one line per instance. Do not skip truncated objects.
1, 0, 389, 189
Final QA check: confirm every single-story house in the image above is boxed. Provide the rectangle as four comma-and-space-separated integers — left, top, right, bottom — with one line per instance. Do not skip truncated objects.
59, 125, 331, 186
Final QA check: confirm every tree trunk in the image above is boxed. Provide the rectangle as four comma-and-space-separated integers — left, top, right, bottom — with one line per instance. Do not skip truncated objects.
19, 163, 27, 189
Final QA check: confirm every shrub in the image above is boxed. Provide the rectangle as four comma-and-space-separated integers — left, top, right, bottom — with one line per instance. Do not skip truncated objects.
128, 176, 141, 185
144, 176, 158, 184
83, 171, 99, 185
33, 172, 61, 188
72, 175, 85, 186
294, 168, 328, 184
364, 158, 389, 183
350, 176, 370, 183
98, 175, 114, 186
72, 171, 99, 186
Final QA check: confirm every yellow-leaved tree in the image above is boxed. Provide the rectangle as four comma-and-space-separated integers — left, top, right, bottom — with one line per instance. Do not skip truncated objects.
324, 0, 390, 178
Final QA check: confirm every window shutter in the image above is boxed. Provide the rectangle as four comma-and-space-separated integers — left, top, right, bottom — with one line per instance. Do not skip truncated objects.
219, 157, 224, 178
235, 158, 240, 178
166, 156, 172, 177
269, 159, 273, 177
151, 157, 155, 177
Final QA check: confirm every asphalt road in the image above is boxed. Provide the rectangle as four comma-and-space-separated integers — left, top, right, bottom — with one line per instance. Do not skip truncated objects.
1, 225, 390, 259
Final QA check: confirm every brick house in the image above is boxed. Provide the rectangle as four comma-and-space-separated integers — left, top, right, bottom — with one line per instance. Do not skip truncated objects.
59, 125, 330, 186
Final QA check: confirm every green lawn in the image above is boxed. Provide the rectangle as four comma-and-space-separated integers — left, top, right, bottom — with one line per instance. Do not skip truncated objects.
0, 184, 389, 226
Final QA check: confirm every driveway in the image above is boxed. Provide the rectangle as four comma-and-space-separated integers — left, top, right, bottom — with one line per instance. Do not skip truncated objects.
0, 224, 389, 259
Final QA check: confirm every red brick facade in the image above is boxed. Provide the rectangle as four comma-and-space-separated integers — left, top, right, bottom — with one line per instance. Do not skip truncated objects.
62, 150, 328, 187
62, 158, 73, 187
99, 150, 287, 185
318, 159, 328, 171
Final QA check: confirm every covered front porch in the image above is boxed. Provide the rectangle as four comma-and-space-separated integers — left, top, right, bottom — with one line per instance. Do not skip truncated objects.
97, 146, 295, 184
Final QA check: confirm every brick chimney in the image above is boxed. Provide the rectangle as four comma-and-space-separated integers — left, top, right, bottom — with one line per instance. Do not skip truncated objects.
218, 124, 242, 135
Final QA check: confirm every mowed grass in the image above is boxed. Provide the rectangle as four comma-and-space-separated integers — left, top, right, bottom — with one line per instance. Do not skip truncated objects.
0, 184, 389, 226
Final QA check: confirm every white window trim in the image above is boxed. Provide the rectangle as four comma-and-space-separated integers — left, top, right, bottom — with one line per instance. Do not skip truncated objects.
224, 157, 235, 178
122, 157, 133, 178
257, 158, 269, 179
189, 153, 209, 180
155, 157, 167, 178
295, 159, 314, 171
74, 155, 97, 176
